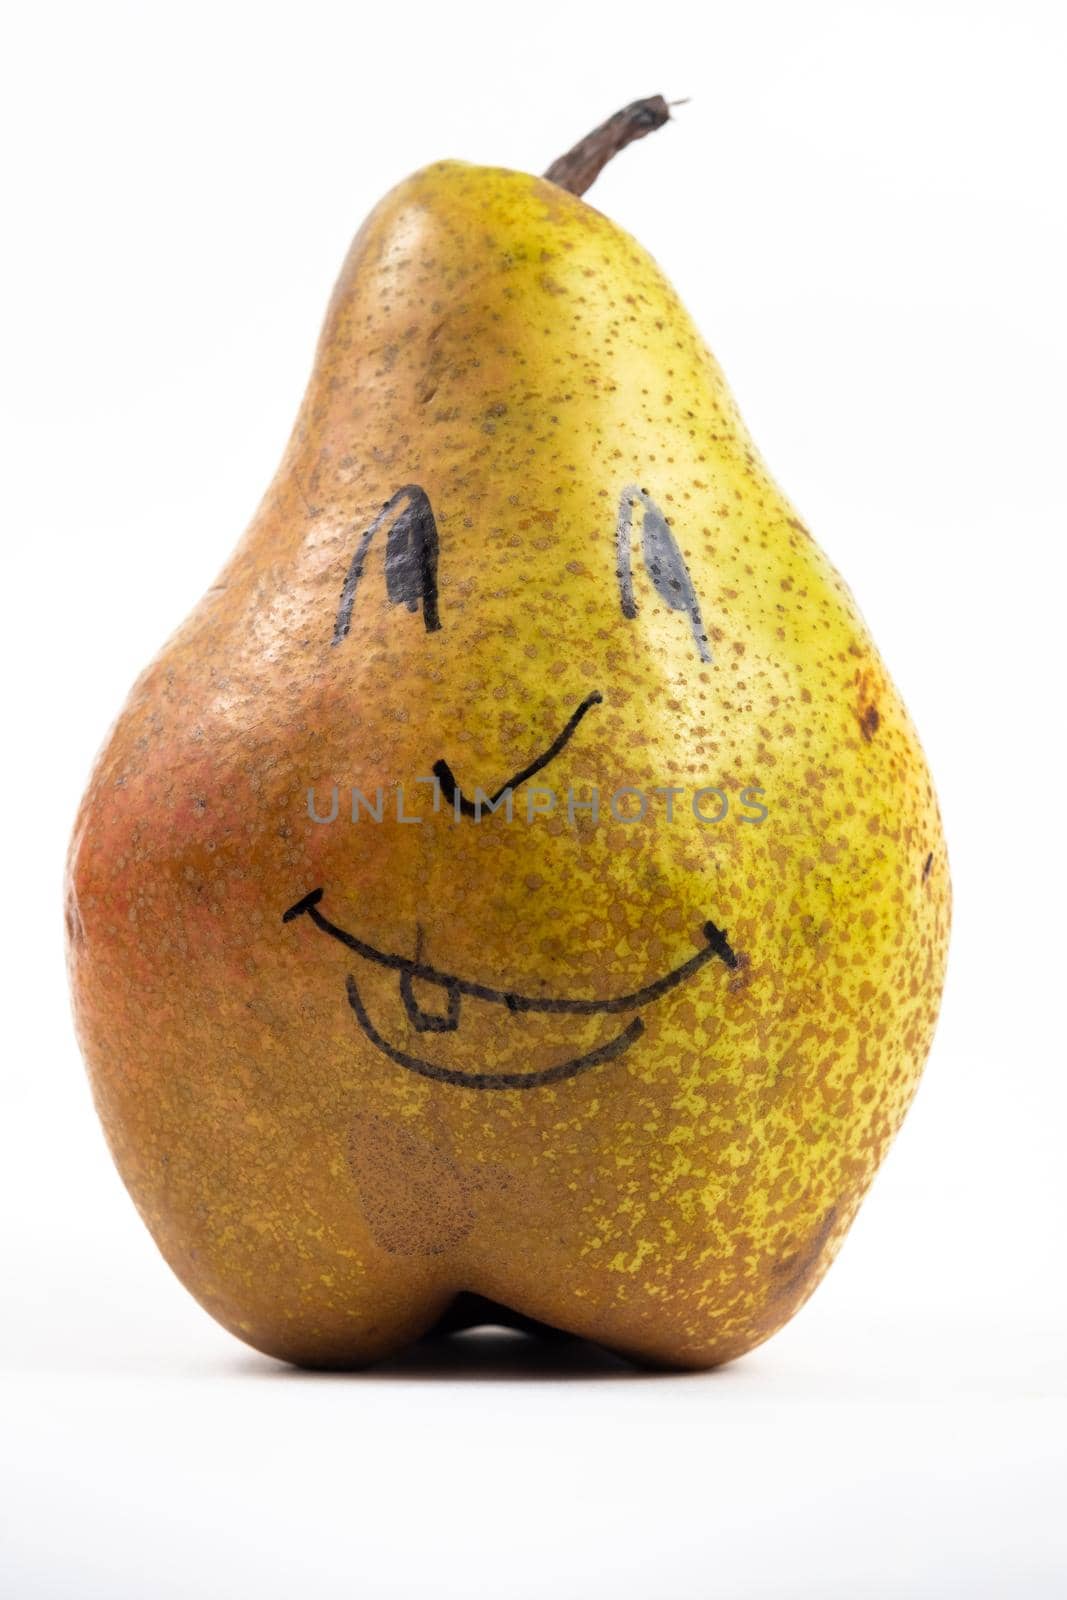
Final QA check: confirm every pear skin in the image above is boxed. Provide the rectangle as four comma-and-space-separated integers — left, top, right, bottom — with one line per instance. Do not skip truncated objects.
66, 132, 950, 1367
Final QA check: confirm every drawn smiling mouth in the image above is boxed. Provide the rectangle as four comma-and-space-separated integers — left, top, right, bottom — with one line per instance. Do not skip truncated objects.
282, 888, 739, 1091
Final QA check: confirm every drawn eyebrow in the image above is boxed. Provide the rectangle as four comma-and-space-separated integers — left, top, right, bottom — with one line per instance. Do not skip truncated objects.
615, 485, 711, 662
332, 484, 441, 644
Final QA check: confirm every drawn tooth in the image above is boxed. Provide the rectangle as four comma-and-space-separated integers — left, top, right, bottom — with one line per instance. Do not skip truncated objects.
400, 968, 461, 1033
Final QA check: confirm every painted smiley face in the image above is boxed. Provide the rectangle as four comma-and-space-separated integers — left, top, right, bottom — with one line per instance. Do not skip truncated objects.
283, 480, 738, 1091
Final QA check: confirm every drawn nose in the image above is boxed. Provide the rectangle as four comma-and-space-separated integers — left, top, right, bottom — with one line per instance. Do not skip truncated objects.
430, 758, 470, 816
431, 690, 603, 819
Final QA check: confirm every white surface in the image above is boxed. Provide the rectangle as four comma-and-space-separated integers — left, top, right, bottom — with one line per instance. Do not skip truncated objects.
2, 1, 1065, 1595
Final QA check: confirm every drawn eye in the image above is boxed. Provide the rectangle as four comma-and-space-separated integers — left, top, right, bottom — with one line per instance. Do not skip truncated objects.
332, 484, 442, 645
615, 485, 711, 662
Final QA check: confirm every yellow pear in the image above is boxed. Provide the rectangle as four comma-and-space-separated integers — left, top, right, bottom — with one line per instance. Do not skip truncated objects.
66, 100, 950, 1368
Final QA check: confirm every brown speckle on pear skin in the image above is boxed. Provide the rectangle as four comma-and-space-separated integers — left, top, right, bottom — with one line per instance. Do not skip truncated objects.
860, 704, 881, 741
768, 1204, 838, 1302
348, 1115, 475, 1256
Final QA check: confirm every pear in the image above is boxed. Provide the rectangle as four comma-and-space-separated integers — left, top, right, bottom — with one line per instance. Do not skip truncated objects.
66, 100, 950, 1368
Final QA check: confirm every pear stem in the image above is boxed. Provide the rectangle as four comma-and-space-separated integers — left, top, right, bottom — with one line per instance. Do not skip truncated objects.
543, 96, 672, 197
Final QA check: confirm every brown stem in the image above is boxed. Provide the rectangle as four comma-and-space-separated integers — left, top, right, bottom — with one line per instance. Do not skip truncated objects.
544, 96, 672, 197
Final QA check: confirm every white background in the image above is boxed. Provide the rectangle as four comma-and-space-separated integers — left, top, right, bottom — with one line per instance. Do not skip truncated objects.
2, 2, 1065, 1595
